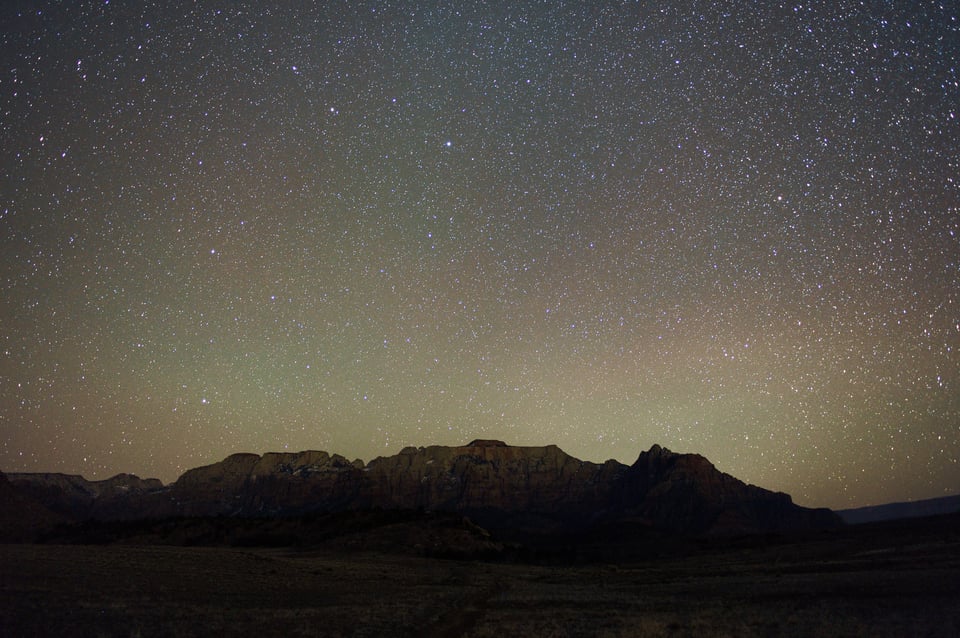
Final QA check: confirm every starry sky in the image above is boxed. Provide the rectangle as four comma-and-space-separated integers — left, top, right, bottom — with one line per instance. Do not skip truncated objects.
1, 1, 958, 509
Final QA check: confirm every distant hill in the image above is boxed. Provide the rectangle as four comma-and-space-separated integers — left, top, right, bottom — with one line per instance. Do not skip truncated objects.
0, 471, 64, 541
6, 441, 841, 540
837, 494, 960, 525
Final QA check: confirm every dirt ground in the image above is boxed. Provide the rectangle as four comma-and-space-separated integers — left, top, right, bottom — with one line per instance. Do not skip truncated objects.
2, 526, 959, 637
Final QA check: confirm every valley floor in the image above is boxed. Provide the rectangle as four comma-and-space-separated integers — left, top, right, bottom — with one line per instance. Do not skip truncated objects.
2, 525, 959, 637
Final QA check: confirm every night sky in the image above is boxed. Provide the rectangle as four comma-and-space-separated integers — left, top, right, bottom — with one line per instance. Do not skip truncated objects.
2, 1, 958, 509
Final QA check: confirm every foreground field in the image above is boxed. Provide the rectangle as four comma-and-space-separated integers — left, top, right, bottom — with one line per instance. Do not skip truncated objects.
2, 524, 959, 637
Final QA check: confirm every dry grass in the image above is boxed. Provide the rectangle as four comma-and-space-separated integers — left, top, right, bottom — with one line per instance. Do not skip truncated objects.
2, 530, 959, 637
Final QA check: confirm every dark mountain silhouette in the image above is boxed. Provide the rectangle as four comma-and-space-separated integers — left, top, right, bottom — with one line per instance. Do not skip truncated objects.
0, 470, 64, 541
5, 471, 163, 521
6, 441, 841, 539
837, 494, 960, 525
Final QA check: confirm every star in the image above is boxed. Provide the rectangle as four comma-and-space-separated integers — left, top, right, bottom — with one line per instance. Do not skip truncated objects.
0, 0, 956, 509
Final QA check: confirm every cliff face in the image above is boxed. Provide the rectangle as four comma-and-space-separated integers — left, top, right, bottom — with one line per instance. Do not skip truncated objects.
363, 441, 626, 516
155, 440, 625, 525
624, 445, 839, 534
5, 441, 842, 536
170, 450, 366, 517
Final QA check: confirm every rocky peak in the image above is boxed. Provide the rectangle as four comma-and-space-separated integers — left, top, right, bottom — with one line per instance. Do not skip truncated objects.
175, 453, 261, 488
631, 445, 719, 485
465, 439, 508, 448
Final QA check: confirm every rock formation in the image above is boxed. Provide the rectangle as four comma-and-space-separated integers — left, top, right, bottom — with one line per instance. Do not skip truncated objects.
5, 441, 842, 537
622, 444, 839, 533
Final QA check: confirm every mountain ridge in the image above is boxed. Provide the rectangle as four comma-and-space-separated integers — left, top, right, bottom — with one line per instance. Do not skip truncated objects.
4, 440, 841, 539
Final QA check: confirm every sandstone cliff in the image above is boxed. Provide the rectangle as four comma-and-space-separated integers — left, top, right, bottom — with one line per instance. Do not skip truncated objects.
5, 441, 842, 536
624, 444, 839, 534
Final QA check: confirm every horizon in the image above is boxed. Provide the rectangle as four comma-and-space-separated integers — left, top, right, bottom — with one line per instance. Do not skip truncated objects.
5, 437, 959, 512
